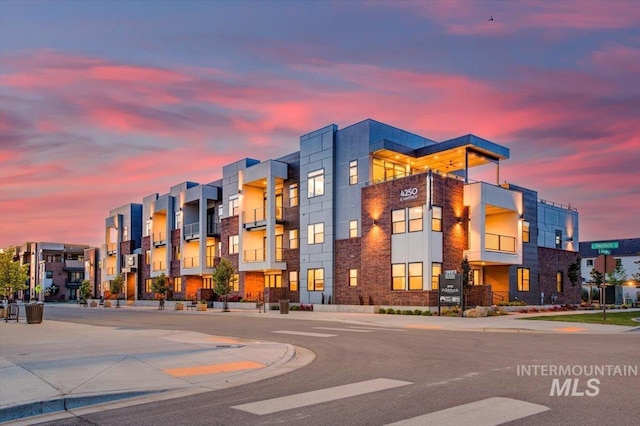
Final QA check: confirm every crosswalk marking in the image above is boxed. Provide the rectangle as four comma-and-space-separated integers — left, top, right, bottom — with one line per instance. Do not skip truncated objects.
386, 397, 549, 426
232, 378, 412, 415
312, 327, 374, 333
273, 330, 336, 337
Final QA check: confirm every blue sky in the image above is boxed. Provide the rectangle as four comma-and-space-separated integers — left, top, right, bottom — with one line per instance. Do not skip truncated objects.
1, 0, 639, 247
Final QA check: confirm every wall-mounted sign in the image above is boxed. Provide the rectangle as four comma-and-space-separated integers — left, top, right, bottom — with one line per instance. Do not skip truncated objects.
399, 187, 419, 202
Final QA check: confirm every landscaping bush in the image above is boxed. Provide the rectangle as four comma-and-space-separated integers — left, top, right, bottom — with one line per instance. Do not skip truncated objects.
403, 310, 413, 315
413, 309, 423, 316
422, 310, 432, 316
386, 308, 395, 314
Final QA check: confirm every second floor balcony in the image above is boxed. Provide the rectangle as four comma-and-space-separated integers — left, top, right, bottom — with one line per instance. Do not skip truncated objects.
107, 243, 117, 255
152, 261, 166, 272
183, 256, 218, 269
153, 232, 166, 247
485, 233, 517, 253
243, 207, 285, 230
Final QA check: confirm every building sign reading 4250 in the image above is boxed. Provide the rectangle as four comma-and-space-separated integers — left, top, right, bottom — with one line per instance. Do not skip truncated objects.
399, 187, 419, 202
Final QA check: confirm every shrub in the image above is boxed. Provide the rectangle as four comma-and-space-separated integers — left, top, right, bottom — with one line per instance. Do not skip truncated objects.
395, 309, 403, 315
379, 308, 386, 314
413, 309, 423, 316
403, 310, 413, 315
290, 305, 300, 311
386, 308, 395, 314
422, 310, 432, 316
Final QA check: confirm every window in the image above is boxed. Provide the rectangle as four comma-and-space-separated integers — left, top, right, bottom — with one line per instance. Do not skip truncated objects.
265, 274, 282, 288
145, 278, 152, 293
229, 196, 239, 217
555, 230, 562, 248
289, 229, 298, 249
586, 259, 593, 267
308, 223, 324, 244
229, 235, 239, 254
408, 262, 423, 290
431, 262, 442, 290
522, 221, 530, 243
173, 245, 180, 261
145, 250, 151, 265
218, 205, 224, 220
202, 278, 213, 289
349, 269, 358, 286
145, 220, 151, 237
556, 271, 564, 293
68, 271, 83, 283
175, 211, 181, 229
173, 277, 182, 292
231, 274, 239, 292
46, 271, 53, 279
123, 226, 128, 241
289, 183, 299, 207
372, 158, 407, 183
307, 268, 324, 291
392, 209, 406, 234
289, 271, 299, 291
517, 268, 530, 291
432, 206, 442, 232
408, 206, 423, 232
349, 220, 358, 238
349, 160, 358, 185
392, 264, 406, 290
308, 169, 325, 198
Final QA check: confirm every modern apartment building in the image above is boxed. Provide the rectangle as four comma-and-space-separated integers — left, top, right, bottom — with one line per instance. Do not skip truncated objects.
102, 119, 580, 306
15, 242, 91, 301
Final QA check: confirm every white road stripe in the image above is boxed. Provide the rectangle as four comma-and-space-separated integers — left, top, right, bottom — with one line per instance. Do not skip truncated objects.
232, 378, 412, 415
386, 397, 549, 426
272, 330, 337, 337
312, 327, 374, 333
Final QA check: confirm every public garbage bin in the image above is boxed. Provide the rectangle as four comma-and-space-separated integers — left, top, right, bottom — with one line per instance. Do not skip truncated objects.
279, 299, 290, 314
25, 302, 44, 324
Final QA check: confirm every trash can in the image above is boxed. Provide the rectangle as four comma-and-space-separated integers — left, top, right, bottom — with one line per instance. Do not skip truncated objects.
279, 299, 290, 314
25, 302, 44, 324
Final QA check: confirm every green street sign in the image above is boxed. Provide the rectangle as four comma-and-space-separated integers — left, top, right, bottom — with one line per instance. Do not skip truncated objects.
598, 249, 611, 255
591, 242, 619, 250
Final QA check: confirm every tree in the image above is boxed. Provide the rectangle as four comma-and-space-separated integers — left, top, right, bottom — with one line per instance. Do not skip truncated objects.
79, 279, 92, 302
567, 256, 581, 304
110, 274, 124, 307
632, 260, 640, 284
460, 256, 471, 309
212, 259, 236, 312
606, 264, 627, 286
589, 269, 603, 303
0, 247, 28, 303
151, 273, 168, 308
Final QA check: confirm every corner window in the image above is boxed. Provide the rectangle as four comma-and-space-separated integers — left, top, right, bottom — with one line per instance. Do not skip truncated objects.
308, 223, 324, 244
432, 206, 442, 232
349, 160, 358, 185
408, 262, 423, 290
308, 169, 325, 198
431, 262, 442, 290
517, 268, 530, 291
392, 209, 406, 234
349, 220, 358, 238
307, 268, 324, 291
392, 264, 406, 290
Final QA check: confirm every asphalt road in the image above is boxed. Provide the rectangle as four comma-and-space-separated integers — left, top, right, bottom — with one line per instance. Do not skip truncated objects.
34, 307, 640, 426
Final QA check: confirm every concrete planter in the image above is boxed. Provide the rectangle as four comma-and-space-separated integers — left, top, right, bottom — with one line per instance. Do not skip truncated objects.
90, 301, 98, 307
175, 302, 184, 310
196, 303, 207, 311
104, 300, 112, 308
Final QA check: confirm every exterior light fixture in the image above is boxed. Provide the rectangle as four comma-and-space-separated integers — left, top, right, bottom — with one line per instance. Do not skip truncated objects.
456, 217, 463, 224
519, 214, 524, 220
372, 219, 378, 226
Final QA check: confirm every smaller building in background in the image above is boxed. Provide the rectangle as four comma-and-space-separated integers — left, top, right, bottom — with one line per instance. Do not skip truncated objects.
15, 242, 94, 301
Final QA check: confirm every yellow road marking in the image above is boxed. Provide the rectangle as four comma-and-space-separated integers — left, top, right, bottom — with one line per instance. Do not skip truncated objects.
164, 361, 264, 377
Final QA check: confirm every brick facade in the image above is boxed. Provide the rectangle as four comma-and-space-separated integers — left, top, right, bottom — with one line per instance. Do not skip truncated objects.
538, 247, 581, 304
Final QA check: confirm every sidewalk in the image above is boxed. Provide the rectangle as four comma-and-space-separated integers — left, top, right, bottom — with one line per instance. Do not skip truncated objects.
0, 317, 312, 424
1, 304, 637, 424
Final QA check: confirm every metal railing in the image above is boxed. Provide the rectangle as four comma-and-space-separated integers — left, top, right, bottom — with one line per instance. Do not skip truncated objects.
153, 232, 166, 245
243, 207, 285, 225
485, 233, 517, 253
152, 261, 166, 271
107, 267, 116, 275
244, 248, 265, 262
107, 243, 117, 254
183, 257, 199, 268
184, 222, 200, 239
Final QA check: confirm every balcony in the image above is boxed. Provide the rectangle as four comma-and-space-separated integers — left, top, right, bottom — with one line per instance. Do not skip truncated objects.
206, 256, 219, 268
107, 267, 116, 275
244, 248, 265, 263
64, 260, 84, 270
243, 207, 286, 230
485, 233, 517, 253
107, 243, 117, 255
153, 232, 166, 247
184, 223, 200, 241
152, 261, 166, 271
207, 222, 220, 237
183, 256, 200, 268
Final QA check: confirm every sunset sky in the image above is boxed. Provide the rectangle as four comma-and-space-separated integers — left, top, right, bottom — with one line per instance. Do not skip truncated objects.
1, 0, 639, 248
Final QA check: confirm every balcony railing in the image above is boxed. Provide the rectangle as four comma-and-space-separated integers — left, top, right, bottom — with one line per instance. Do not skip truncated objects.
64, 260, 84, 270
107, 243, 117, 254
207, 223, 220, 237
243, 207, 285, 227
485, 233, 517, 253
244, 248, 265, 262
206, 256, 219, 268
152, 261, 166, 271
107, 267, 116, 275
183, 256, 200, 268
153, 232, 166, 246
184, 222, 200, 240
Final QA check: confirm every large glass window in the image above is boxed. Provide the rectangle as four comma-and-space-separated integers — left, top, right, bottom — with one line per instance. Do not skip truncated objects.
289, 229, 298, 249
392, 264, 406, 290
265, 274, 282, 288
392, 209, 406, 234
307, 268, 324, 291
289, 271, 299, 292
308, 169, 325, 198
408, 206, 423, 232
372, 158, 407, 183
431, 262, 442, 290
517, 268, 530, 291
432, 206, 442, 232
202, 278, 213, 289
349, 269, 358, 286
173, 277, 182, 292
308, 223, 324, 244
408, 262, 423, 290
349, 160, 358, 185
349, 220, 358, 238
289, 183, 299, 207
145, 278, 152, 293
229, 235, 239, 254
